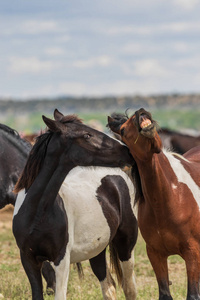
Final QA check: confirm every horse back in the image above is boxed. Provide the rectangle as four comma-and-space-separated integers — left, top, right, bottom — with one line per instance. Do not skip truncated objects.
183, 145, 200, 163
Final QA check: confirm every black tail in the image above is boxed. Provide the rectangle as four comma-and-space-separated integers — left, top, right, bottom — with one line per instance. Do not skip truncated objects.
75, 262, 84, 280
109, 242, 123, 286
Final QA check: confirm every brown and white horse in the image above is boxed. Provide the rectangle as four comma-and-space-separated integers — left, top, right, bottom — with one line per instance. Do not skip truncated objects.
108, 108, 200, 300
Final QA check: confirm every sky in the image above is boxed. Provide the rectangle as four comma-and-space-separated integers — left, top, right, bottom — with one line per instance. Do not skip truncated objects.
1, 0, 200, 99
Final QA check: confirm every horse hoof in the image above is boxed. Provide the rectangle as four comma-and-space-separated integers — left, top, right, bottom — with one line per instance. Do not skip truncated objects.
46, 287, 55, 295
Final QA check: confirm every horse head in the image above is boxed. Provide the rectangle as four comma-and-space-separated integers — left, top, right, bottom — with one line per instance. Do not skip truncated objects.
14, 109, 135, 193
108, 108, 162, 161
44, 109, 135, 168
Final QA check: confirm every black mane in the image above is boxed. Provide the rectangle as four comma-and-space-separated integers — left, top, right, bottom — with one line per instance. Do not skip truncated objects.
131, 165, 144, 205
14, 131, 53, 193
0, 123, 31, 155
14, 114, 82, 193
110, 112, 129, 124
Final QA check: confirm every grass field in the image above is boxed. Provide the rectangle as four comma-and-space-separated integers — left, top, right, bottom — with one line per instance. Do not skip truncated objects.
2, 108, 200, 134
0, 206, 188, 300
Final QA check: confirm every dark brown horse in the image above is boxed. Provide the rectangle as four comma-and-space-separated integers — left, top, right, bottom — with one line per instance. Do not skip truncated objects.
13, 109, 138, 300
0, 123, 31, 208
108, 108, 200, 300
158, 127, 200, 154
0, 123, 56, 293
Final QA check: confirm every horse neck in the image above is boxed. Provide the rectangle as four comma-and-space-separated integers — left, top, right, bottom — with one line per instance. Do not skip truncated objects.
27, 153, 74, 207
27, 154, 75, 232
135, 151, 173, 206
1, 130, 31, 159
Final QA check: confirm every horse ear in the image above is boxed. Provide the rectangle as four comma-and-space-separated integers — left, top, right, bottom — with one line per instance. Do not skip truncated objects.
42, 115, 64, 132
54, 109, 64, 121
107, 116, 121, 134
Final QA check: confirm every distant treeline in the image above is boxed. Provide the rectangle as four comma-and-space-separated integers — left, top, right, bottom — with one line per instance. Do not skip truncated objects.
0, 94, 200, 116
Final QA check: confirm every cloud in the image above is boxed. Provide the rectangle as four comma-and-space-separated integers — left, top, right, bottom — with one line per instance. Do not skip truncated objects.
44, 47, 65, 56
173, 0, 199, 10
21, 20, 59, 34
73, 56, 113, 69
1, 19, 62, 36
8, 56, 59, 74
134, 59, 168, 78
55, 79, 161, 96
105, 21, 200, 37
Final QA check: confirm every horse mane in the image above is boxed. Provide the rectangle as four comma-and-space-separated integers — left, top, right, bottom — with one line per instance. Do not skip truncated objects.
0, 123, 32, 156
60, 114, 83, 124
14, 114, 83, 194
0, 123, 19, 135
130, 165, 144, 205
110, 111, 129, 124
14, 131, 52, 193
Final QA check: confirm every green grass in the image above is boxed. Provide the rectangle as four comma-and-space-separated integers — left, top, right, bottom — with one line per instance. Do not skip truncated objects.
2, 108, 200, 134
0, 208, 188, 300
152, 109, 200, 131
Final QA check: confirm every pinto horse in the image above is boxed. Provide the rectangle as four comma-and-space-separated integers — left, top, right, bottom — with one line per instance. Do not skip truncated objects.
108, 108, 200, 300
0, 123, 56, 292
13, 109, 138, 300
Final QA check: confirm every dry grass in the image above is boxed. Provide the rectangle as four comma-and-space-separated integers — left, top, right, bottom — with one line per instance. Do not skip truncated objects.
0, 206, 187, 299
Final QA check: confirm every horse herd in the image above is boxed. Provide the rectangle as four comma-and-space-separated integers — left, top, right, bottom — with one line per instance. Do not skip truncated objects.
1, 107, 200, 300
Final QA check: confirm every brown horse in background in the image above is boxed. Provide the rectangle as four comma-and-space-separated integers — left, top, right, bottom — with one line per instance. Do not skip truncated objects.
108, 108, 200, 300
158, 127, 200, 154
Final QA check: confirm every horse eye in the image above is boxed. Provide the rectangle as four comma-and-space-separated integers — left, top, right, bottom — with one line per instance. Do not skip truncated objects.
84, 133, 91, 139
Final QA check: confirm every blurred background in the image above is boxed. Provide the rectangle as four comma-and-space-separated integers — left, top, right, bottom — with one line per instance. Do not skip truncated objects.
0, 0, 200, 134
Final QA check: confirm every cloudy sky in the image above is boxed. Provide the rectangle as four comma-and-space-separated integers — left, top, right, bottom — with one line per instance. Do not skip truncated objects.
1, 0, 200, 99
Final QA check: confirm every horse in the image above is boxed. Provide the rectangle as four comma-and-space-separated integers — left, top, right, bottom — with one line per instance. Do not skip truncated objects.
158, 127, 200, 154
108, 108, 200, 300
0, 123, 31, 209
0, 123, 56, 293
13, 109, 138, 300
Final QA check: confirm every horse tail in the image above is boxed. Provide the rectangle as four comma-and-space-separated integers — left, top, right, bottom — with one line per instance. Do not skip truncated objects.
75, 263, 84, 280
109, 242, 123, 287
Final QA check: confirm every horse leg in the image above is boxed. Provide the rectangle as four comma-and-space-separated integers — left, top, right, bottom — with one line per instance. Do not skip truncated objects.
20, 250, 44, 300
146, 246, 173, 300
119, 250, 137, 300
89, 249, 116, 300
53, 248, 70, 300
41, 261, 56, 294
183, 247, 200, 300
111, 238, 137, 300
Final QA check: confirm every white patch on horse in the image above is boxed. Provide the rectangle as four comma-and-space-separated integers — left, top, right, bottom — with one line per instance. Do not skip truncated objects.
58, 166, 136, 263
103, 131, 126, 146
53, 248, 70, 300
100, 272, 116, 300
120, 251, 137, 299
164, 150, 200, 209
13, 189, 26, 217
172, 183, 177, 190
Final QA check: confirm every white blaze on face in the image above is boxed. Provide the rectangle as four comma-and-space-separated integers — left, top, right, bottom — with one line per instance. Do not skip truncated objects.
164, 150, 200, 209
13, 189, 26, 217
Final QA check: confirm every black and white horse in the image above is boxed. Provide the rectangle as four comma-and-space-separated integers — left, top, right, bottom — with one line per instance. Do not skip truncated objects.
13, 109, 138, 300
